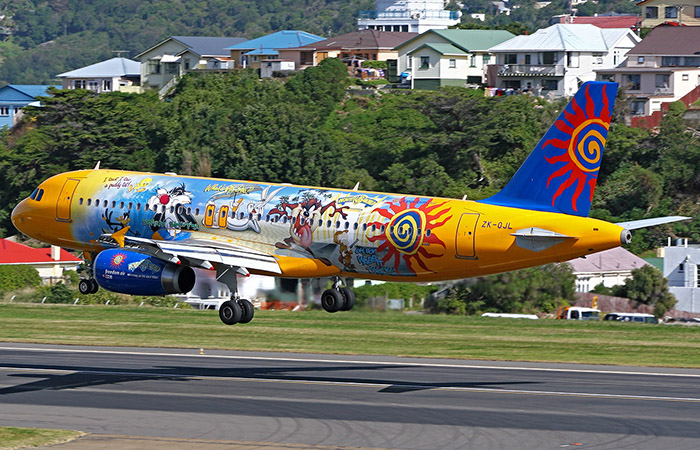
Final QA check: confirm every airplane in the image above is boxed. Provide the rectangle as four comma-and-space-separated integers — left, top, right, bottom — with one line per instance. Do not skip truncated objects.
11, 81, 688, 325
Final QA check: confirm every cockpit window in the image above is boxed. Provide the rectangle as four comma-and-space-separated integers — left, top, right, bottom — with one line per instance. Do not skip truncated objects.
29, 188, 38, 200
35, 189, 44, 201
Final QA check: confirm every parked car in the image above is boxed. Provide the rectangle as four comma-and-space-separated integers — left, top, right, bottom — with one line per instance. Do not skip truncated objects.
603, 312, 658, 324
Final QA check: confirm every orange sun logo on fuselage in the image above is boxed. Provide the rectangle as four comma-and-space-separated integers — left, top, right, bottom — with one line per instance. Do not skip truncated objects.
368, 197, 451, 275
543, 84, 611, 212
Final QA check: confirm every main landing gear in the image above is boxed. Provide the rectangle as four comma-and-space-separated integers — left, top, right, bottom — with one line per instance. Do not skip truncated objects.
219, 297, 255, 325
78, 253, 99, 294
321, 278, 355, 313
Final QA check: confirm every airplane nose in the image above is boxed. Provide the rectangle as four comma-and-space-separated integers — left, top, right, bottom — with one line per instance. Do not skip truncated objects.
11, 198, 30, 232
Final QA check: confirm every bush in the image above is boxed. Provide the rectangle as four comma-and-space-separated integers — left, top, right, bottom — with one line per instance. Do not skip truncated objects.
0, 265, 41, 295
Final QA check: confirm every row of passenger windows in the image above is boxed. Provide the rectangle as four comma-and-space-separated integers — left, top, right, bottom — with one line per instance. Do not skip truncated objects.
76, 197, 432, 236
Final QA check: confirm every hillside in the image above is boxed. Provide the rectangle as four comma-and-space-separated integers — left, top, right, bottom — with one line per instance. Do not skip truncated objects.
0, 0, 373, 85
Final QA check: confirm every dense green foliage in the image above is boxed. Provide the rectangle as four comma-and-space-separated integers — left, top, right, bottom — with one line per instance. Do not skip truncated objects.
0, 264, 41, 295
611, 265, 677, 318
0, 0, 372, 85
1, 62, 696, 249
429, 264, 575, 315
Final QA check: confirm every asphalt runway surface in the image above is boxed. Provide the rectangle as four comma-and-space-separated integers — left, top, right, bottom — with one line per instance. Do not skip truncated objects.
1, 343, 700, 449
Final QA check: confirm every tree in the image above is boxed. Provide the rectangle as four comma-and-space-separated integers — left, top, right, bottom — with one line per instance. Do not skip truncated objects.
615, 265, 677, 318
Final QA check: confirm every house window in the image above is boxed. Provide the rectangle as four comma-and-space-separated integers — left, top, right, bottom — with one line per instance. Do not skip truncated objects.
470, 54, 476, 67
683, 74, 689, 81
655, 74, 669, 88
73, 80, 85, 89
449, 58, 456, 68
0, 106, 8, 116
665, 6, 678, 18
696, 6, 700, 17
625, 74, 640, 90
646, 6, 658, 18
504, 53, 517, 64
543, 79, 558, 91
483, 54, 491, 64
103, 80, 112, 91
567, 52, 579, 68
593, 53, 604, 64
184, 58, 191, 70
165, 62, 178, 74
542, 52, 556, 65
525, 54, 531, 65
637, 56, 645, 64
148, 60, 160, 74
407, 56, 412, 68
87, 80, 99, 91
420, 56, 429, 69
630, 100, 645, 115
252, 56, 258, 62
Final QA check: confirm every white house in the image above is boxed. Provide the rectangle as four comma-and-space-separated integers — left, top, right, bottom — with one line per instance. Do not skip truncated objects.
488, 24, 641, 97
567, 246, 650, 293
395, 29, 515, 89
663, 239, 700, 313
57, 57, 141, 93
358, 0, 461, 33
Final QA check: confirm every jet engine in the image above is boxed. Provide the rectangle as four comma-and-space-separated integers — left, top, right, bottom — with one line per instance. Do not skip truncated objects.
93, 249, 195, 296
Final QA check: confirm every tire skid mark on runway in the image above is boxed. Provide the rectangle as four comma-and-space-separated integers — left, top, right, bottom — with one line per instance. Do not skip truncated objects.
3, 365, 700, 404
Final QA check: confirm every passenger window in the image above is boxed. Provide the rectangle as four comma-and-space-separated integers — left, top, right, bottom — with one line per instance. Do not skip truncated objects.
119, 201, 125, 209
136, 203, 141, 211
426, 229, 431, 237
195, 208, 200, 216
327, 220, 331, 228
111, 201, 116, 208
87, 199, 92, 206
79, 198, 84, 206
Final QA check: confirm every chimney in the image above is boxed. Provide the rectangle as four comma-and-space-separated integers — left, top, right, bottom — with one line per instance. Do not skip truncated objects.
51, 245, 61, 261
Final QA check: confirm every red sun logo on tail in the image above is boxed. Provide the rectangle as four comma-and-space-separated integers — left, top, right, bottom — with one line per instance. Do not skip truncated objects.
543, 85, 611, 212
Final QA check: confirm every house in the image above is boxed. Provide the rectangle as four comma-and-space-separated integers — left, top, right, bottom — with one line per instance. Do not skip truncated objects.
663, 239, 700, 312
57, 57, 141, 93
553, 14, 642, 31
596, 25, 700, 118
225, 30, 324, 70
278, 29, 418, 69
136, 36, 248, 94
357, 0, 461, 33
394, 29, 515, 89
638, 0, 700, 28
567, 247, 650, 293
0, 238, 81, 284
260, 60, 296, 78
488, 24, 640, 97
0, 85, 57, 129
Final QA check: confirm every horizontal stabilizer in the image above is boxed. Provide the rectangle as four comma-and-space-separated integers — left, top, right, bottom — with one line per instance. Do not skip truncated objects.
616, 216, 691, 230
511, 227, 574, 252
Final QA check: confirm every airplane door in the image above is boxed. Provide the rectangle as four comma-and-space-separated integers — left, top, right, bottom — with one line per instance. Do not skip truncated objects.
56, 178, 80, 222
455, 213, 479, 259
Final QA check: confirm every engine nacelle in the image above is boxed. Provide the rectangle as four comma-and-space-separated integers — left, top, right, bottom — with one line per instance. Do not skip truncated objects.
94, 249, 196, 296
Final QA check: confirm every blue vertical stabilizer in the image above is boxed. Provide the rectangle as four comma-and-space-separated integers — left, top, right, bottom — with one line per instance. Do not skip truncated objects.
479, 81, 618, 217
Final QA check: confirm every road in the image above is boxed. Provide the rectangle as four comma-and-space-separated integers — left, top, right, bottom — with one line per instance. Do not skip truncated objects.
1, 343, 700, 449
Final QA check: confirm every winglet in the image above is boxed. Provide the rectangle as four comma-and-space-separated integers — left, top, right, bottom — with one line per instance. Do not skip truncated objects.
111, 226, 130, 247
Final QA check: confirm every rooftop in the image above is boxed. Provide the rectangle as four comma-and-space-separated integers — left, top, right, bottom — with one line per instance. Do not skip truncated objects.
57, 57, 140, 78
489, 24, 636, 52
628, 25, 700, 56
0, 239, 81, 264
568, 247, 650, 274
226, 30, 325, 55
287, 29, 418, 51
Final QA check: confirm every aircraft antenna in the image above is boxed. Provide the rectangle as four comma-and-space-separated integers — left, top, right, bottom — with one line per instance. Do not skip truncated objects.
93, 161, 101, 170
352, 182, 360, 191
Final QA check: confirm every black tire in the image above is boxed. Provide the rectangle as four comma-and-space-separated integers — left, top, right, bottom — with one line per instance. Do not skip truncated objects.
219, 300, 242, 325
321, 289, 345, 313
238, 299, 255, 324
78, 279, 92, 295
339, 287, 355, 311
89, 279, 99, 294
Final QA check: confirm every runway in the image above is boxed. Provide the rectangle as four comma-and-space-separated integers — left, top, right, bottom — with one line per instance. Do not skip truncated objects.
1, 343, 700, 449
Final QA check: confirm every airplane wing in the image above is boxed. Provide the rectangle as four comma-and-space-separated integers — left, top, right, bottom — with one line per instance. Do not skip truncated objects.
98, 231, 281, 275
615, 216, 691, 230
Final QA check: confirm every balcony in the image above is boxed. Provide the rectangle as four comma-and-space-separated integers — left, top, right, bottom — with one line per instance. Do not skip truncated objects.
358, 10, 461, 20
497, 64, 564, 77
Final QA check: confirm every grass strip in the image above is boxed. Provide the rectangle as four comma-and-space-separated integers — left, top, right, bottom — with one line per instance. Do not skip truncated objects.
0, 427, 83, 450
1, 303, 700, 367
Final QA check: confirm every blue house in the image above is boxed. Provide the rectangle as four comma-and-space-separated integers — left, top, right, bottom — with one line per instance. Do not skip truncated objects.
226, 30, 325, 69
0, 85, 58, 130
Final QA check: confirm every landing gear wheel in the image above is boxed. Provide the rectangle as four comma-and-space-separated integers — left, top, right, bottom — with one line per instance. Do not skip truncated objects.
219, 300, 242, 325
89, 279, 99, 294
321, 289, 345, 313
238, 299, 255, 324
78, 279, 92, 295
339, 287, 355, 311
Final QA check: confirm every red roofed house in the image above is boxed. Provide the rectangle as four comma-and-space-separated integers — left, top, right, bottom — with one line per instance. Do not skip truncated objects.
554, 14, 642, 31
0, 238, 82, 283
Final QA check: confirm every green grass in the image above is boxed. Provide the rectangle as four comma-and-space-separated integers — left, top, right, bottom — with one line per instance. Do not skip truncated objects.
2, 303, 700, 367
0, 427, 83, 450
